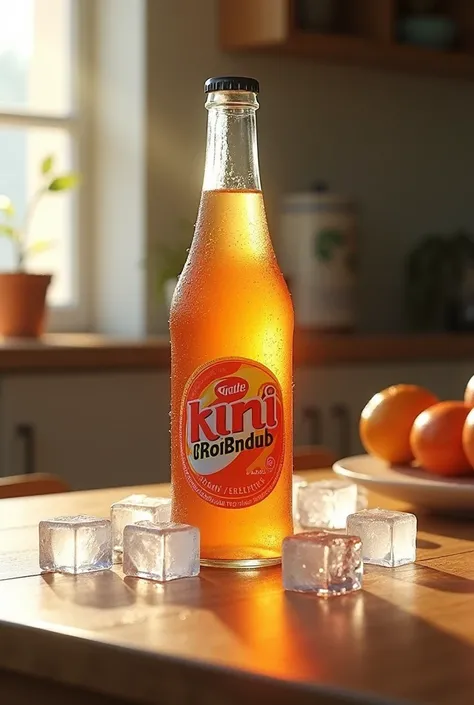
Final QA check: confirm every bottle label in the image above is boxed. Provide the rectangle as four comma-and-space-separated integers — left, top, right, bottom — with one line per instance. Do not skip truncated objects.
180, 357, 284, 509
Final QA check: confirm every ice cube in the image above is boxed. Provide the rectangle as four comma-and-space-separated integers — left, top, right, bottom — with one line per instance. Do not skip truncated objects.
297, 480, 358, 530
292, 474, 307, 524
39, 515, 112, 574
111, 495, 172, 553
123, 521, 200, 582
347, 508, 417, 567
282, 531, 363, 596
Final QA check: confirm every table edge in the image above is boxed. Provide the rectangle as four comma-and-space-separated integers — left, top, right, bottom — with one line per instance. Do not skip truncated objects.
0, 618, 407, 705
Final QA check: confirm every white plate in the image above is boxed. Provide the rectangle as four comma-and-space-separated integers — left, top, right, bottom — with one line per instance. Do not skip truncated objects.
333, 454, 474, 514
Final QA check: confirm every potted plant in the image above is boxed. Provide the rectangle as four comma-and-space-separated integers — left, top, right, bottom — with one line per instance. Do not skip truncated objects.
404, 230, 474, 331
151, 219, 192, 310
0, 154, 80, 338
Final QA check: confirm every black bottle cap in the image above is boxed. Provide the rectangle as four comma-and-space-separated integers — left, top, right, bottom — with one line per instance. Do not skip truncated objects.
204, 76, 260, 94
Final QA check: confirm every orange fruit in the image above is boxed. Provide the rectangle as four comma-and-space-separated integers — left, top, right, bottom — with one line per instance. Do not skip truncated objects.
360, 384, 439, 465
462, 407, 474, 470
464, 375, 474, 406
410, 401, 472, 476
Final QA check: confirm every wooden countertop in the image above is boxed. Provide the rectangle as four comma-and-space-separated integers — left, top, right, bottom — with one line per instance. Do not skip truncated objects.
1, 332, 474, 372
0, 334, 170, 372
1, 471, 474, 705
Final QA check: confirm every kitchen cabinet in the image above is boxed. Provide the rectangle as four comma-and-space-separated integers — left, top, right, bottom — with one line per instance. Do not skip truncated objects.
295, 361, 474, 458
0, 359, 472, 489
0, 373, 170, 490
219, 0, 474, 81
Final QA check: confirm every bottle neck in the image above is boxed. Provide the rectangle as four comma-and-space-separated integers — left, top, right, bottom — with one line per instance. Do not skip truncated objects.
202, 90, 261, 192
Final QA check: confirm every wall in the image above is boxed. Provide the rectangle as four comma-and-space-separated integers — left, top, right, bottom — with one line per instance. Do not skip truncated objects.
94, 0, 148, 336
147, 0, 474, 334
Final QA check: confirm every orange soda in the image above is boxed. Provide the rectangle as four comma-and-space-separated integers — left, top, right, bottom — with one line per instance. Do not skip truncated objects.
170, 77, 294, 567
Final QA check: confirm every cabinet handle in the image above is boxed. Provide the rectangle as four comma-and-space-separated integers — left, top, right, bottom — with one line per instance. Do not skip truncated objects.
16, 424, 36, 475
331, 404, 351, 458
303, 406, 323, 445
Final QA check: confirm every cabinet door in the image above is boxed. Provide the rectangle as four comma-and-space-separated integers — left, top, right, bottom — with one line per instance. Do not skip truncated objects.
295, 362, 474, 459
0, 372, 170, 490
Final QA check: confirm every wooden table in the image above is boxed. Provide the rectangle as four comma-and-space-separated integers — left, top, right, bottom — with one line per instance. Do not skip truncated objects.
1, 471, 474, 705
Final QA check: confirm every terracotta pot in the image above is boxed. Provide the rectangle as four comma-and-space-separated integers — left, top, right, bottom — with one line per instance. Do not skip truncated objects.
0, 273, 52, 338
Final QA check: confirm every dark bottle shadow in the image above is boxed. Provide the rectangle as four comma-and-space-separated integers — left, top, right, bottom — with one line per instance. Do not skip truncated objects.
416, 538, 441, 550
417, 510, 474, 542
389, 562, 474, 594
42, 570, 136, 608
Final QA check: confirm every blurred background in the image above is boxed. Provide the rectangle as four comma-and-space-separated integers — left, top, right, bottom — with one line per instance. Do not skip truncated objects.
1, 0, 474, 491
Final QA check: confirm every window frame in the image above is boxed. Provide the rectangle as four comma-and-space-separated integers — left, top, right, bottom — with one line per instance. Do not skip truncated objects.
0, 0, 93, 331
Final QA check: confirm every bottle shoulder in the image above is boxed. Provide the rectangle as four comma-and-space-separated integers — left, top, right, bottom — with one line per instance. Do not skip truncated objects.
170, 259, 293, 324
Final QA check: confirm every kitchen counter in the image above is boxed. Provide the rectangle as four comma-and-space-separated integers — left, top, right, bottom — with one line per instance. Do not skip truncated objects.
0, 334, 169, 372
0, 332, 473, 372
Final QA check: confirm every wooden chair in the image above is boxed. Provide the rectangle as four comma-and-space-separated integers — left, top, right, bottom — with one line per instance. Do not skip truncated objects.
294, 445, 337, 472
0, 473, 70, 500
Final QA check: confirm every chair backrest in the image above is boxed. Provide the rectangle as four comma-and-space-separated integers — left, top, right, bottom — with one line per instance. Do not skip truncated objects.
0, 473, 70, 500
294, 445, 337, 472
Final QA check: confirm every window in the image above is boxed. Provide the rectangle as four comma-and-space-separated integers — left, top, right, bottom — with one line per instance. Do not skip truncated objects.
0, 0, 90, 329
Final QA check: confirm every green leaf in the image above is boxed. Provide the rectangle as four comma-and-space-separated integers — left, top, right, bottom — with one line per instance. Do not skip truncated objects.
48, 173, 81, 191
41, 154, 54, 175
328, 229, 344, 247
315, 228, 345, 262
0, 194, 15, 217
0, 223, 18, 240
24, 239, 56, 257
147, 231, 191, 302
316, 244, 332, 261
